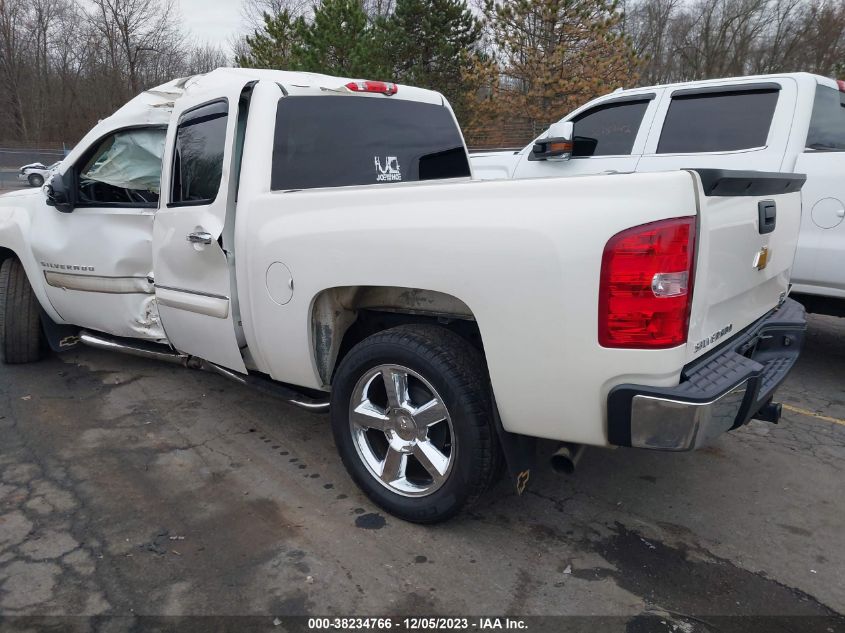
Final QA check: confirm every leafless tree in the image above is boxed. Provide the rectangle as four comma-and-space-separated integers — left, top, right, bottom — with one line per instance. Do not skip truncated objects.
624, 0, 845, 84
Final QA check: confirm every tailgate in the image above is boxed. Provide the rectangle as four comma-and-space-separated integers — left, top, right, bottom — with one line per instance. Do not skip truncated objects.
685, 169, 805, 362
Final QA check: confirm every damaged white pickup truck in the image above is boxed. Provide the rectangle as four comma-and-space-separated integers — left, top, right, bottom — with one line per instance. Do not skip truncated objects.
0, 68, 808, 522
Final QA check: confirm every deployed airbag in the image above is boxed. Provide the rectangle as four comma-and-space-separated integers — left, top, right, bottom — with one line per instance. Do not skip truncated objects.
84, 129, 166, 192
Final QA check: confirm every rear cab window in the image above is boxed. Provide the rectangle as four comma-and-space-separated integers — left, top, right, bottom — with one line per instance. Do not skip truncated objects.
657, 86, 779, 153
806, 84, 845, 151
271, 96, 470, 191
570, 98, 651, 157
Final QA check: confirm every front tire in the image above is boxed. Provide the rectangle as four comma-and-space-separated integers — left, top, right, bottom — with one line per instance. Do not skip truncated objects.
27, 173, 44, 187
330, 325, 500, 523
0, 258, 44, 364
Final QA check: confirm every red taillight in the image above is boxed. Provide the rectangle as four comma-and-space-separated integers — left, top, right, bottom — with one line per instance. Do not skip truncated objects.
345, 80, 398, 96
837, 79, 845, 93
598, 217, 696, 349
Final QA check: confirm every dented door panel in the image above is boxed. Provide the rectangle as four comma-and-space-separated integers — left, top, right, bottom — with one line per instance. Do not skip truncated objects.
29, 206, 163, 339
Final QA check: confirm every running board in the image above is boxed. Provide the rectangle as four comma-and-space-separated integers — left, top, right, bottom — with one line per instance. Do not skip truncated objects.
202, 361, 331, 413
79, 330, 189, 365
77, 329, 330, 413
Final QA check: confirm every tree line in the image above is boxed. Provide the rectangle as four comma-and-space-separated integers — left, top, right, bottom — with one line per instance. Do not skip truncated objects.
0, 0, 227, 147
1, 0, 843, 150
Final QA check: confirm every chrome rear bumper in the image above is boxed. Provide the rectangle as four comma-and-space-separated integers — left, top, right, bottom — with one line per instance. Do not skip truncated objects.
607, 298, 806, 451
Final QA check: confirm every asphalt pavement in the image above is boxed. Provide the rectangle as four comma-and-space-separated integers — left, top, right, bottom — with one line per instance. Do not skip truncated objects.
0, 309, 843, 632
0, 170, 27, 192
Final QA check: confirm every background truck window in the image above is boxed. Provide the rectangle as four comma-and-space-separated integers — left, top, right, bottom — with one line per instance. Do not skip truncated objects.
657, 89, 778, 153
806, 85, 845, 150
570, 100, 650, 157
171, 101, 228, 205
271, 96, 470, 191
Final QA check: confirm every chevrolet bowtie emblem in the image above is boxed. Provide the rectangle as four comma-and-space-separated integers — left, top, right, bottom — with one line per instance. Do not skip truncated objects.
753, 246, 770, 271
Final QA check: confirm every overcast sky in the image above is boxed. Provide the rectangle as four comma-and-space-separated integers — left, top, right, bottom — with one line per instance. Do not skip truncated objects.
177, 0, 249, 54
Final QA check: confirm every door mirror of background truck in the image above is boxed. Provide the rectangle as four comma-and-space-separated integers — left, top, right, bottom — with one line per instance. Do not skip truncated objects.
531, 121, 574, 161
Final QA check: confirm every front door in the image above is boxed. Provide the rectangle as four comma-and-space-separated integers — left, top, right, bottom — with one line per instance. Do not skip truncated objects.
29, 126, 166, 340
152, 83, 250, 372
511, 94, 657, 179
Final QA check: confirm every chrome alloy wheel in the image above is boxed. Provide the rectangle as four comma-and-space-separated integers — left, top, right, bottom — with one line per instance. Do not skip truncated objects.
349, 364, 456, 497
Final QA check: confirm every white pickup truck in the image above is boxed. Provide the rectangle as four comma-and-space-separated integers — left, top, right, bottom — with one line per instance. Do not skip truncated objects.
471, 72, 845, 317
0, 68, 807, 522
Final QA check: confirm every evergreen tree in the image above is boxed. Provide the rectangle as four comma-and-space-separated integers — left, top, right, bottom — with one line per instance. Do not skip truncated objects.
236, 10, 302, 69
385, 0, 483, 120
294, 0, 388, 77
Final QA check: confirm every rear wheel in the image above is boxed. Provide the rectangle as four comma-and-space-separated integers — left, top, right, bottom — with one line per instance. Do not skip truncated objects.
330, 325, 500, 523
27, 173, 44, 187
0, 258, 44, 364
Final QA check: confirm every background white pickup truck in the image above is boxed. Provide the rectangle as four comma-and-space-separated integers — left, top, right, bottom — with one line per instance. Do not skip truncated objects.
0, 68, 807, 522
472, 72, 845, 317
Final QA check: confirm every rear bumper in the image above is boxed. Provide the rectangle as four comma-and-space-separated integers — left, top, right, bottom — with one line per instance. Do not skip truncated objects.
607, 298, 806, 451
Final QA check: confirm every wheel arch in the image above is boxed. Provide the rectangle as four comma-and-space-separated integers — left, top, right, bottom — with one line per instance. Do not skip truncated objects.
0, 235, 62, 323
310, 286, 483, 387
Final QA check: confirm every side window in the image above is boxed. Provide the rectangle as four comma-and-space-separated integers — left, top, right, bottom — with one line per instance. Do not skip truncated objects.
657, 89, 779, 154
570, 100, 650, 157
806, 85, 845, 151
76, 128, 166, 207
171, 101, 228, 205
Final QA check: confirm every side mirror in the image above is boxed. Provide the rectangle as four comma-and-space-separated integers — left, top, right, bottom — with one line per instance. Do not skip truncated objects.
44, 172, 74, 213
531, 121, 574, 161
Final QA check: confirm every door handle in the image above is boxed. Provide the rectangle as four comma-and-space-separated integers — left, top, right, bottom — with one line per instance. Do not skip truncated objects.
186, 231, 213, 245
758, 200, 776, 235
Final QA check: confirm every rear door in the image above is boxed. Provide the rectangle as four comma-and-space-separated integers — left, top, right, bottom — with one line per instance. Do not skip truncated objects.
511, 93, 659, 179
791, 82, 845, 296
152, 82, 251, 372
684, 170, 804, 362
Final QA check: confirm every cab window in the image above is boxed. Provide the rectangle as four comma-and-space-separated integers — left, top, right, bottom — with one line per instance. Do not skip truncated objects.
170, 100, 228, 205
75, 128, 166, 207
271, 95, 470, 191
806, 85, 845, 151
657, 88, 779, 154
570, 99, 651, 157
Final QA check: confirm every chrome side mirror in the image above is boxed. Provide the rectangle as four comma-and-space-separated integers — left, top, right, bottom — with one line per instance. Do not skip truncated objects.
531, 121, 574, 161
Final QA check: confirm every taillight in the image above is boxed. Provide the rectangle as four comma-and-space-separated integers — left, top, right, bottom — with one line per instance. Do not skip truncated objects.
345, 80, 398, 96
837, 79, 845, 93
598, 217, 696, 349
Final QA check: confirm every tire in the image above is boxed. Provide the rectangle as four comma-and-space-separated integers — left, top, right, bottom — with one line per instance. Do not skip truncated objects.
0, 258, 44, 364
330, 324, 501, 523
27, 173, 44, 187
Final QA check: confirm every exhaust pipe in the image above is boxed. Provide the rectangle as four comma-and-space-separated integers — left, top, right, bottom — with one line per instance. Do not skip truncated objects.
550, 442, 585, 474
79, 330, 188, 365
754, 400, 782, 424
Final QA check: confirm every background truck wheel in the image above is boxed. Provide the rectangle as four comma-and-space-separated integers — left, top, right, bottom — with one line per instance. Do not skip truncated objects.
0, 258, 44, 364
330, 324, 501, 523
27, 173, 44, 187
